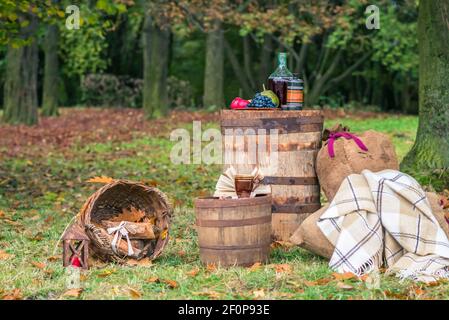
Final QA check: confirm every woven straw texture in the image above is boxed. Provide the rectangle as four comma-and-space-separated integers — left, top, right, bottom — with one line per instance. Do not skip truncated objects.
78, 180, 172, 263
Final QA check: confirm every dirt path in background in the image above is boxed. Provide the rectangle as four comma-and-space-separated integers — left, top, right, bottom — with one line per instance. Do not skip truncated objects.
0, 107, 397, 158
0, 108, 219, 158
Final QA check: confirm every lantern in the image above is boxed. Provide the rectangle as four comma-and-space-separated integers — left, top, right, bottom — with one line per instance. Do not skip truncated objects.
62, 224, 90, 270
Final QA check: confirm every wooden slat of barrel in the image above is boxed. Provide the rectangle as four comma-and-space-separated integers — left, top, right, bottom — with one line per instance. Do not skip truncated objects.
220, 110, 323, 241
195, 195, 272, 267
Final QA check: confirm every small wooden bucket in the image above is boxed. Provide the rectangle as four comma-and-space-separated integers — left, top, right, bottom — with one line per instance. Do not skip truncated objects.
194, 195, 272, 267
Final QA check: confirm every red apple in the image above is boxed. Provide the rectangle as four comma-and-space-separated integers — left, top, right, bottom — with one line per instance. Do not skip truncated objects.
230, 97, 250, 109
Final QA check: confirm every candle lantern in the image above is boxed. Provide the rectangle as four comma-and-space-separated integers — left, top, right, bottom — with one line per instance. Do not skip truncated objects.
62, 224, 90, 270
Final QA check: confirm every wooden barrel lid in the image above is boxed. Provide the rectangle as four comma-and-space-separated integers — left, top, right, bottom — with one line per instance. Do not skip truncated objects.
220, 109, 323, 119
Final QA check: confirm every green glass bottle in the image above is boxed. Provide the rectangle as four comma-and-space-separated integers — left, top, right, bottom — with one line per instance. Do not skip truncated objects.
268, 52, 293, 108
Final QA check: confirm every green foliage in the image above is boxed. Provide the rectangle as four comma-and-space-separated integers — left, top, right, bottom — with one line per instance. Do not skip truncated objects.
170, 35, 206, 103
0, 0, 64, 47
326, 0, 367, 49
0, 0, 421, 112
59, 4, 110, 77
370, 3, 418, 75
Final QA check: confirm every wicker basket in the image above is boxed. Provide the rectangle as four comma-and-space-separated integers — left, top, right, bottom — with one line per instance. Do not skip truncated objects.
77, 180, 172, 263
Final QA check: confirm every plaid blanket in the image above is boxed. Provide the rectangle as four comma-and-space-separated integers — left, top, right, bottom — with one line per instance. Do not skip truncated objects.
318, 169, 449, 282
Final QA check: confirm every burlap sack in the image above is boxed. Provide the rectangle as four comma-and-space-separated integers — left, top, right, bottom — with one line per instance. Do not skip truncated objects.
290, 192, 449, 259
426, 192, 449, 238
316, 130, 399, 202
290, 205, 333, 259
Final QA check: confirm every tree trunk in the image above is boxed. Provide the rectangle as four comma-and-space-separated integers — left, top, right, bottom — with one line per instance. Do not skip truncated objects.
203, 20, 224, 108
259, 34, 273, 86
243, 35, 256, 91
142, 15, 170, 119
401, 0, 449, 174
224, 38, 252, 98
42, 23, 60, 116
3, 16, 39, 125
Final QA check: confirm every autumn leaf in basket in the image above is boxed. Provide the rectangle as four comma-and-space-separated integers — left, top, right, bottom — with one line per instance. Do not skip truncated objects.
86, 176, 115, 184
111, 206, 146, 223
160, 229, 168, 240
143, 215, 157, 225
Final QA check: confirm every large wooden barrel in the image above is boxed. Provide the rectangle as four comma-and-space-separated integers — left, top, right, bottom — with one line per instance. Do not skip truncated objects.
220, 109, 323, 241
195, 195, 272, 266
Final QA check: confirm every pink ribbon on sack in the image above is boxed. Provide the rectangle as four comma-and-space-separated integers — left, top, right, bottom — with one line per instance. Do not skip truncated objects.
327, 132, 368, 158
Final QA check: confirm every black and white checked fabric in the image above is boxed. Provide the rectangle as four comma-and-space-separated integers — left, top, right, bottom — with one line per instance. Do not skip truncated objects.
318, 169, 449, 282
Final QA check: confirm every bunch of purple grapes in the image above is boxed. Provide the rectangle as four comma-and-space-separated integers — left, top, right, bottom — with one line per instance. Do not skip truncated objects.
247, 93, 276, 108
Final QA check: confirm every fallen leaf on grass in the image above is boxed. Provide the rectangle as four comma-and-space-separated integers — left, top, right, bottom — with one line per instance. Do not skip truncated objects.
31, 261, 46, 269
274, 292, 295, 298
303, 277, 332, 287
47, 255, 61, 262
273, 264, 292, 274
44, 216, 54, 224
186, 268, 200, 277
86, 176, 115, 184
270, 240, 295, 249
44, 269, 55, 276
284, 279, 300, 287
253, 289, 265, 298
143, 179, 159, 187
32, 279, 43, 286
336, 281, 354, 290
412, 287, 425, 296
2, 218, 22, 227
126, 258, 153, 267
421, 280, 445, 287
0, 250, 13, 260
384, 290, 407, 300
62, 288, 83, 298
26, 232, 43, 241
206, 263, 217, 272
248, 262, 262, 272
145, 276, 160, 283
177, 250, 186, 257
1, 289, 23, 300
80, 274, 88, 282
192, 291, 222, 299
359, 274, 369, 282
162, 279, 179, 289
97, 269, 116, 278
332, 272, 357, 281
128, 288, 142, 299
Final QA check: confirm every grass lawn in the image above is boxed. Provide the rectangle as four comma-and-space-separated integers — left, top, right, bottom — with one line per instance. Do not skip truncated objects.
2, 108, 447, 300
